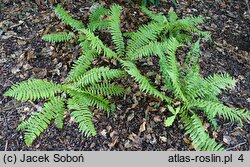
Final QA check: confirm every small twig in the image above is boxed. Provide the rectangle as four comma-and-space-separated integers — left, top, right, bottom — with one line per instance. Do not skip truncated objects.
225, 142, 247, 151
4, 140, 8, 151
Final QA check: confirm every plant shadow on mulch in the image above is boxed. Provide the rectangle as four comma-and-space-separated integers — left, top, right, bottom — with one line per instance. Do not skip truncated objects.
0, 0, 249, 151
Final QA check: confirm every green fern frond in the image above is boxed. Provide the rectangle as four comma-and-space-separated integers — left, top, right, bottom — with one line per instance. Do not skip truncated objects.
17, 119, 33, 131
66, 50, 97, 82
84, 83, 125, 96
54, 5, 84, 30
54, 101, 66, 129
121, 60, 172, 103
184, 39, 201, 69
168, 11, 178, 23
20, 97, 65, 145
108, 4, 125, 57
141, 7, 167, 23
126, 21, 165, 57
68, 98, 96, 137
4, 79, 62, 102
156, 44, 173, 91
191, 99, 250, 126
80, 29, 117, 58
185, 72, 236, 101
74, 67, 125, 88
127, 41, 161, 61
167, 13, 211, 40
181, 112, 224, 151
177, 16, 205, 27
184, 71, 216, 101
161, 38, 187, 103
89, 5, 109, 31
42, 32, 75, 43
205, 73, 236, 95
66, 86, 115, 113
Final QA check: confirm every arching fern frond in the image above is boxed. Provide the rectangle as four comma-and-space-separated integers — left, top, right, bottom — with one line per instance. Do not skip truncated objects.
80, 29, 117, 58
141, 7, 167, 23
66, 50, 97, 83
184, 72, 236, 101
42, 32, 75, 43
54, 102, 66, 129
171, 17, 211, 40
126, 21, 165, 57
204, 73, 236, 95
184, 39, 201, 70
84, 83, 125, 96
181, 112, 224, 151
127, 41, 161, 61
66, 86, 115, 114
68, 98, 96, 137
161, 38, 187, 103
191, 99, 250, 126
17, 119, 32, 131
4, 79, 62, 102
74, 67, 125, 88
108, 4, 125, 57
121, 60, 172, 103
18, 97, 65, 145
89, 5, 109, 31
54, 5, 84, 30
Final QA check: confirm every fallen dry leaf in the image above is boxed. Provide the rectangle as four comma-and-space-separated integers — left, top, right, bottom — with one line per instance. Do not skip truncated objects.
139, 119, 146, 133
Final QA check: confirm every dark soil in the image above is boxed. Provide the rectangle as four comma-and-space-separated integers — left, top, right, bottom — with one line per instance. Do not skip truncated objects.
0, 0, 249, 151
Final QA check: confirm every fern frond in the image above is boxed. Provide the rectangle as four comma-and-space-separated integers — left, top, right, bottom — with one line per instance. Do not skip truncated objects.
166, 12, 211, 40
108, 4, 125, 56
173, 19, 211, 40
80, 29, 117, 58
89, 5, 109, 31
42, 32, 75, 43
185, 72, 236, 101
175, 33, 192, 42
161, 38, 187, 103
168, 11, 178, 23
66, 86, 115, 113
121, 60, 172, 103
177, 16, 205, 27
127, 41, 160, 61
191, 99, 250, 126
54, 100, 66, 129
126, 21, 165, 57
20, 97, 65, 145
205, 73, 236, 95
66, 50, 96, 82
4, 79, 62, 102
141, 7, 167, 23
184, 70, 216, 101
84, 83, 125, 96
181, 112, 224, 151
156, 44, 173, 91
68, 98, 96, 137
17, 119, 33, 131
184, 39, 201, 69
54, 5, 84, 30
74, 67, 125, 88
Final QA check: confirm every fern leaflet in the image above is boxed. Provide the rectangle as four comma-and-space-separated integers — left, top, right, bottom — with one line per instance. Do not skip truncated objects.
68, 98, 96, 137
4, 79, 62, 101
42, 32, 75, 43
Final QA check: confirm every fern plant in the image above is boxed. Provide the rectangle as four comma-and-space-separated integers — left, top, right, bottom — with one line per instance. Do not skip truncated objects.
152, 37, 249, 150
92, 5, 249, 150
4, 5, 125, 146
4, 4, 249, 150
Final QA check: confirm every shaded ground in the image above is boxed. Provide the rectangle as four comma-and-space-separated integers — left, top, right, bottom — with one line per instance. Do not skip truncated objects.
0, 0, 249, 150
